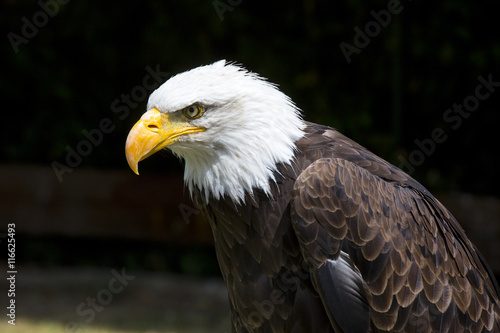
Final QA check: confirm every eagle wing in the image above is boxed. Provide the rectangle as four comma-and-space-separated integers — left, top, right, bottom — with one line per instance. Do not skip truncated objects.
291, 157, 500, 332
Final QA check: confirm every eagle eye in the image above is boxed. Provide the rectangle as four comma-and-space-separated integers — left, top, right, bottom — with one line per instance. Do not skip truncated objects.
183, 104, 203, 119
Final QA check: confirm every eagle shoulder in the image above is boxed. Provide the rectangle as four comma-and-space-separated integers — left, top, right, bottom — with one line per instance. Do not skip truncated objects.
291, 123, 500, 332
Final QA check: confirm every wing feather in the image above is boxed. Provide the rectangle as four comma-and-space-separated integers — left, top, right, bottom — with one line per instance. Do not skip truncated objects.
312, 253, 370, 333
291, 157, 500, 332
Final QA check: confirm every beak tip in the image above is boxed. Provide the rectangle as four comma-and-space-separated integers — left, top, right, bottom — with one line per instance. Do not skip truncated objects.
125, 151, 140, 175
128, 160, 140, 176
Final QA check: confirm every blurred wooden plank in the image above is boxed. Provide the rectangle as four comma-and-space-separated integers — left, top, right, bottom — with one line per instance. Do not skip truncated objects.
1, 164, 499, 273
0, 164, 213, 245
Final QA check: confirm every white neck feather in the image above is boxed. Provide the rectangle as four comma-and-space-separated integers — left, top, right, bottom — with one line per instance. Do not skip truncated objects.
173, 96, 304, 203
149, 61, 305, 203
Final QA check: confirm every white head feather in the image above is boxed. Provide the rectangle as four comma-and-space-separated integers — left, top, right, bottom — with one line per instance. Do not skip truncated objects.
147, 60, 305, 203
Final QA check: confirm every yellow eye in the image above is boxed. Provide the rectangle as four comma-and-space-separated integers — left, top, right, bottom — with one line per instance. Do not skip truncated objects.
183, 104, 203, 119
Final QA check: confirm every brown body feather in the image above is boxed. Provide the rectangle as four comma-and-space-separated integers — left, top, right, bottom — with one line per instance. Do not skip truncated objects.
194, 122, 500, 332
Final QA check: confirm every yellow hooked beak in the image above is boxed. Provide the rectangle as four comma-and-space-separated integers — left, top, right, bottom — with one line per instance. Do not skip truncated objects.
125, 108, 205, 175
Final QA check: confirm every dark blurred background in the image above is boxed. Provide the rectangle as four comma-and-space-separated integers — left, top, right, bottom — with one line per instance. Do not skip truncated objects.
1, 0, 499, 332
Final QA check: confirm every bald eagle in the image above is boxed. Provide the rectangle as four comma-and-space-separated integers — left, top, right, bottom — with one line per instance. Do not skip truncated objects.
125, 60, 500, 332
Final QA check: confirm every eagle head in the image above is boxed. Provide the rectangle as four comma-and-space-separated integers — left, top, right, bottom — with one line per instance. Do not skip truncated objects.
125, 60, 304, 202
